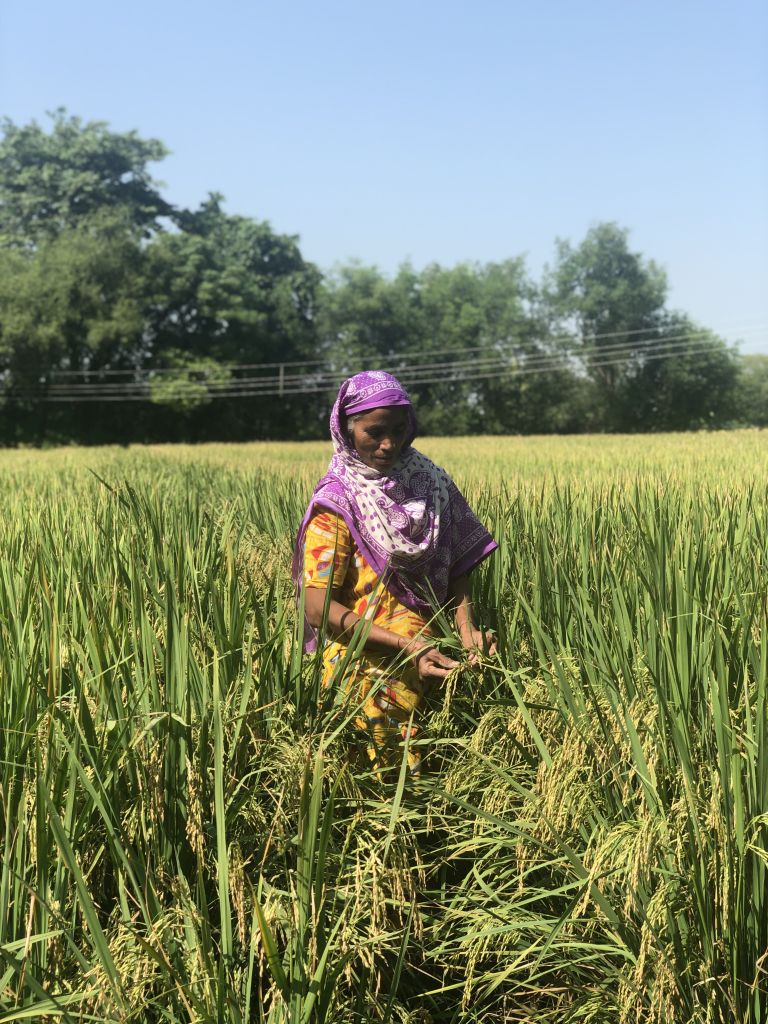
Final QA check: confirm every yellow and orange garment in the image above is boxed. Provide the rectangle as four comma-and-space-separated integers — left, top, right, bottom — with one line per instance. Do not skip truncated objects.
303, 509, 433, 772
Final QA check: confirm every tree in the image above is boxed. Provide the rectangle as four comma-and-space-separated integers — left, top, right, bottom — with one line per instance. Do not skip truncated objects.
736, 354, 768, 427
544, 223, 666, 423
0, 112, 748, 443
0, 110, 172, 245
0, 212, 146, 443
142, 194, 322, 439
316, 262, 421, 371
617, 314, 739, 430
410, 259, 534, 434
0, 111, 172, 443
318, 259, 545, 435
543, 223, 739, 430
0, 111, 324, 443
146, 194, 319, 366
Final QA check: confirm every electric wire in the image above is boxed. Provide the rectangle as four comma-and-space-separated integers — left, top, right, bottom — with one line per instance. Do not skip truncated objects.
34, 321, 768, 379
19, 329, 762, 401
17, 338, 745, 402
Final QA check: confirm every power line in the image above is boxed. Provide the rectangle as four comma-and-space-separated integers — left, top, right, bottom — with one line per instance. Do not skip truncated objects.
20, 329, 760, 401
11, 334, 763, 401
37, 321, 768, 380
16, 339, 744, 403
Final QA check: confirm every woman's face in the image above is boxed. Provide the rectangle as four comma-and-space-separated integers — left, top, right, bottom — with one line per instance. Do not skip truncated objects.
347, 406, 409, 471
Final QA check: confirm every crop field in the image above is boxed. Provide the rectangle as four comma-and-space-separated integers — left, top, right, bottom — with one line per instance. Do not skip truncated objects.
1, 431, 766, 1023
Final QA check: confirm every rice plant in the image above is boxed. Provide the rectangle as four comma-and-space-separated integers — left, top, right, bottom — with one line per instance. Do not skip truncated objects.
0, 433, 765, 1022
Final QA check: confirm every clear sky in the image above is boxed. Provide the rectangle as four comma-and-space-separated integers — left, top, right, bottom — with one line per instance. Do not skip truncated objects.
2, 0, 767, 353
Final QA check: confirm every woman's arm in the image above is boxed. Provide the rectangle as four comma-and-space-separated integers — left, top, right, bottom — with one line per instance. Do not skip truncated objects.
304, 586, 458, 682
449, 574, 497, 659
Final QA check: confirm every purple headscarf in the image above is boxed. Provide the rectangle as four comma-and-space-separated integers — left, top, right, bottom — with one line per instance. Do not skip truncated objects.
294, 371, 497, 648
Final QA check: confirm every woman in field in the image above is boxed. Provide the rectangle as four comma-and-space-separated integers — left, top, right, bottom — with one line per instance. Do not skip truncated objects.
293, 370, 498, 774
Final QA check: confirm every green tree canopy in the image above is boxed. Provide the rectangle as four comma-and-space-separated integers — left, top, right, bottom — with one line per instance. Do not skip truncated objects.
141, 194, 322, 438
0, 111, 754, 443
0, 212, 146, 442
543, 223, 740, 430
616, 314, 739, 430
318, 258, 547, 434
0, 110, 172, 245
736, 354, 768, 427
0, 114, 323, 443
145, 194, 319, 366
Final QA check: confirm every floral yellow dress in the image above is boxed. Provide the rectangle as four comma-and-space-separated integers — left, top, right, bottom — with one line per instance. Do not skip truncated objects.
303, 510, 434, 772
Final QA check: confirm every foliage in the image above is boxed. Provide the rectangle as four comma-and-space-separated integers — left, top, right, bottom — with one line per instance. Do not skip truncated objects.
616, 314, 739, 430
0, 212, 144, 371
146, 194, 319, 366
544, 222, 667, 365
317, 258, 577, 435
141, 194, 322, 439
736, 355, 768, 427
0, 435, 766, 1022
541, 223, 743, 432
0, 114, 757, 443
0, 212, 146, 443
0, 116, 325, 444
0, 109, 171, 244
405, 258, 536, 435
148, 351, 233, 411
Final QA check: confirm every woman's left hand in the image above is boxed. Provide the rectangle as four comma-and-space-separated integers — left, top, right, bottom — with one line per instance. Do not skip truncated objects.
460, 627, 497, 663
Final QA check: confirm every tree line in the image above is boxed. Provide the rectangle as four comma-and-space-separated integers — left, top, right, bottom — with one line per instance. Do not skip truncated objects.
0, 111, 765, 445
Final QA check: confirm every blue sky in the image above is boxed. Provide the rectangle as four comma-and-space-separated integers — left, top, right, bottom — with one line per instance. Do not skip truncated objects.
2, 0, 767, 353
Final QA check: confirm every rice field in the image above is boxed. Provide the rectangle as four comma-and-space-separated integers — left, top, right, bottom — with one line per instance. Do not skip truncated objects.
1, 431, 766, 1023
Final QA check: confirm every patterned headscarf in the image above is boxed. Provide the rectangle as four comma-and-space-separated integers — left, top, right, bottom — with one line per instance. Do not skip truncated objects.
294, 371, 497, 646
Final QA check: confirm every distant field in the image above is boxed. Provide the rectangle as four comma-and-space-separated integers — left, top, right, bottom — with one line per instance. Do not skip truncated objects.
1, 431, 766, 1022
2, 427, 767, 490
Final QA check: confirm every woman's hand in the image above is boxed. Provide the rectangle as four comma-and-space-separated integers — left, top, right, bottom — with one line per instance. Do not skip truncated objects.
460, 627, 497, 663
449, 575, 496, 664
403, 640, 459, 683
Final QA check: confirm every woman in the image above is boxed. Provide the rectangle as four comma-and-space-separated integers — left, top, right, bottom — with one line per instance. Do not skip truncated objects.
294, 371, 497, 774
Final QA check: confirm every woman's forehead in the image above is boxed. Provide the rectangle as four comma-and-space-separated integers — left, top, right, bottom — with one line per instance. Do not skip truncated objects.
355, 406, 409, 425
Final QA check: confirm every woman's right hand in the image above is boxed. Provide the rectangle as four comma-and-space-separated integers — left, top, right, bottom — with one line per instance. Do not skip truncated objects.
405, 642, 459, 683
